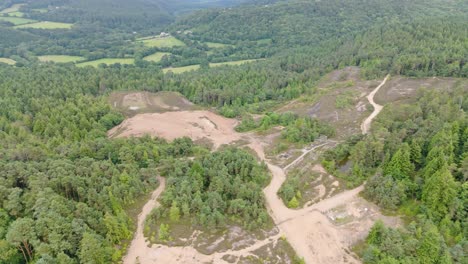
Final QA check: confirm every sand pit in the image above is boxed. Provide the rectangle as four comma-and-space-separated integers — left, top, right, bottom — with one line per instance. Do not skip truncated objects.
108, 110, 240, 148
119, 78, 399, 263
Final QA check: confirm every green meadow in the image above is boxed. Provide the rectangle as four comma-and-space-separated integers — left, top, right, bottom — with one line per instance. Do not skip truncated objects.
5, 11, 24, 17
163, 65, 200, 74
38, 55, 85, 63
76, 58, 135, 67
0, 58, 16, 65
209, 59, 261, 67
139, 36, 186, 48
0, 4, 24, 14
143, 52, 171, 62
15, 21, 73, 29
205, 42, 229, 48
0, 16, 36, 25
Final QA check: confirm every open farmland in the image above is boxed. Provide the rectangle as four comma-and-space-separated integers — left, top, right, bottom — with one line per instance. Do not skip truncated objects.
38, 55, 85, 63
0, 4, 24, 14
0, 58, 15, 65
163, 64, 200, 74
0, 16, 36, 25
138, 36, 186, 48
205, 42, 229, 48
209, 59, 261, 67
76, 58, 135, 67
5, 11, 24, 17
15, 21, 73, 29
143, 52, 171, 62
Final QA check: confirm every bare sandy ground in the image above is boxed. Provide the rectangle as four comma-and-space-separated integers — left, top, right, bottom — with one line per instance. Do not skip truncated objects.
119, 79, 398, 263
108, 110, 240, 148
361, 75, 389, 134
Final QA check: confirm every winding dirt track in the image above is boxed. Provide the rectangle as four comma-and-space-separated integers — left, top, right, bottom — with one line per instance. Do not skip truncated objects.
361, 75, 389, 134
122, 75, 391, 264
124, 177, 166, 264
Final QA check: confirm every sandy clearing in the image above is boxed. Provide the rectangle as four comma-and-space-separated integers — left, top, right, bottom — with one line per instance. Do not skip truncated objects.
118, 85, 398, 263
124, 176, 166, 264
108, 110, 240, 148
361, 75, 389, 134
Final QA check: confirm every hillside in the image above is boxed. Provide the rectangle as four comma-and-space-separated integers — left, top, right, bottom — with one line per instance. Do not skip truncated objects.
0, 0, 466, 263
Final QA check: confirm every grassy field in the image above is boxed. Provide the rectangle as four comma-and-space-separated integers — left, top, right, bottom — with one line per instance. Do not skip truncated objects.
5, 11, 24, 17
143, 52, 171, 62
0, 4, 24, 14
209, 59, 261, 67
139, 36, 186, 48
0, 58, 16, 65
32, 9, 48, 13
0, 16, 36, 25
15, 21, 73, 29
163, 65, 200, 74
38, 55, 85, 63
205, 42, 229, 48
76, 58, 135, 67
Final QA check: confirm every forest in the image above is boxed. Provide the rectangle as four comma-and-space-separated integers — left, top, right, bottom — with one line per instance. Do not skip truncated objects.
0, 0, 466, 263
320, 84, 467, 263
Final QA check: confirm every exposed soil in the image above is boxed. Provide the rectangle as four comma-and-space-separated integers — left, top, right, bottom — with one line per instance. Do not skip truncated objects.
118, 74, 400, 264
108, 110, 240, 149
278, 67, 382, 139
361, 75, 389, 134
109, 91, 196, 117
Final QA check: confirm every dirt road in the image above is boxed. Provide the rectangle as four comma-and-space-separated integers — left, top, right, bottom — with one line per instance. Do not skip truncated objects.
120, 77, 396, 263
361, 75, 389, 134
124, 177, 166, 264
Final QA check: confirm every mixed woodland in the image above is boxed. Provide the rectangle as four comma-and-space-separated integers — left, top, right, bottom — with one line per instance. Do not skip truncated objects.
0, 0, 466, 263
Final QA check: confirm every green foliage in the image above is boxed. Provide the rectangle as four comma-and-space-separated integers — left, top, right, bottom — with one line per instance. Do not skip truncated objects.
358, 84, 467, 263
422, 167, 458, 222
237, 112, 335, 143
158, 223, 171, 242
79, 232, 113, 264
169, 201, 181, 222
148, 147, 271, 230
287, 197, 299, 209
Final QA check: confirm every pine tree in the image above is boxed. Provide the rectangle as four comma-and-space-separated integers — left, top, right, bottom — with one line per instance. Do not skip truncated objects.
422, 167, 458, 221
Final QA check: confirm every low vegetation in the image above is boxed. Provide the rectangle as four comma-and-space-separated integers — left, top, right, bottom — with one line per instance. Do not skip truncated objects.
0, 57, 15, 65
163, 64, 200, 74
0, 16, 36, 25
38, 55, 85, 63
14, 21, 73, 29
76, 58, 135, 67
138, 36, 186, 48
143, 52, 171, 62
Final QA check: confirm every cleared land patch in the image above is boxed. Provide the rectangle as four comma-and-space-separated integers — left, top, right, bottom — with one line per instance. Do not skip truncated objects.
138, 36, 186, 48
0, 4, 24, 14
0, 16, 36, 25
15, 21, 73, 29
210, 59, 261, 67
0, 58, 15, 65
205, 42, 229, 48
5, 11, 24, 17
108, 110, 240, 148
374, 76, 465, 105
163, 64, 200, 74
143, 52, 170, 62
38, 55, 85, 63
109, 91, 196, 116
76, 58, 134, 67
278, 67, 379, 139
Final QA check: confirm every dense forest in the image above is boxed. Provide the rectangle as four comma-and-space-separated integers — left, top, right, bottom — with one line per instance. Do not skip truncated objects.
146, 147, 271, 232
321, 84, 467, 263
0, 0, 467, 263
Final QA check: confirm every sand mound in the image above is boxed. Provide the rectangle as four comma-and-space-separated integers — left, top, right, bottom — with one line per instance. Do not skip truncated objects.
108, 110, 240, 148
